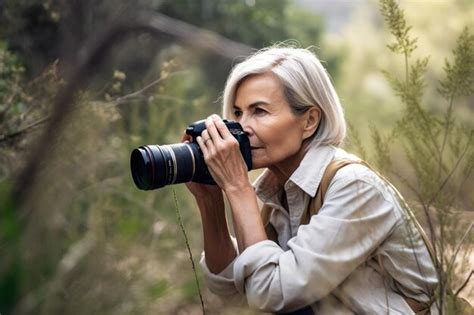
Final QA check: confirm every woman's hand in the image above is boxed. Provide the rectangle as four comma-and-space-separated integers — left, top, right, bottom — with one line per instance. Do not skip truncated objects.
181, 127, 236, 273
196, 114, 251, 193
180, 132, 222, 200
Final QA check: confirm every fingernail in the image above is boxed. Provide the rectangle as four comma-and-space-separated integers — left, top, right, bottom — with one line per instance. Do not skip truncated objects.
212, 114, 220, 120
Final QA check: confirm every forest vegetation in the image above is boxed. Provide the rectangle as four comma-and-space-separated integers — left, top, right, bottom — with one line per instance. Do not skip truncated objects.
0, 0, 472, 314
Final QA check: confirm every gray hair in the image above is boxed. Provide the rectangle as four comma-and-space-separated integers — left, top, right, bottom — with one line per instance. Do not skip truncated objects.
222, 46, 346, 147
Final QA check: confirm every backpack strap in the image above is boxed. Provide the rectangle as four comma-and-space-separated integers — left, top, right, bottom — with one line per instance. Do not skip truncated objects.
260, 159, 438, 313
300, 159, 356, 225
261, 159, 357, 243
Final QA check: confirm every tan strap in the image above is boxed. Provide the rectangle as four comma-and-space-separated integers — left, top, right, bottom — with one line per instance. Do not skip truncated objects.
300, 159, 356, 225
261, 159, 436, 263
261, 160, 356, 243
260, 159, 437, 312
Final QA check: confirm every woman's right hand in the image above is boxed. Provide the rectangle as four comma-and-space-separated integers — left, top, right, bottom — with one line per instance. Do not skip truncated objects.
181, 133, 223, 200
181, 133, 235, 274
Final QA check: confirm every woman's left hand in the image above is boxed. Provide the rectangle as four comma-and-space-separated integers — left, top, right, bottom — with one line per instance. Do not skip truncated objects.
196, 114, 251, 192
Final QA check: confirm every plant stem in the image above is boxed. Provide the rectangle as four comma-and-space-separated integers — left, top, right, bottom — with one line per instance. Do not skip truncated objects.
446, 222, 473, 277
455, 270, 473, 297
173, 189, 206, 314
438, 94, 455, 181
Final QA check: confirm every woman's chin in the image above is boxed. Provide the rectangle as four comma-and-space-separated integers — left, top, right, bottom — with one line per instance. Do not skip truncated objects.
250, 159, 269, 170
250, 151, 271, 170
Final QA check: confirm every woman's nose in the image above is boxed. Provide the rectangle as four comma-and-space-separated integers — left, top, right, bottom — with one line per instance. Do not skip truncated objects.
239, 115, 253, 136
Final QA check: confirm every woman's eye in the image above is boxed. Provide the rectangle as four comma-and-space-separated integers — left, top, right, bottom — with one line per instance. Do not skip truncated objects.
255, 108, 267, 115
233, 110, 242, 117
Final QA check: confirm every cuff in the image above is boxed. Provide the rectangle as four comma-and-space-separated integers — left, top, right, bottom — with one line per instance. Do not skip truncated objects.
233, 240, 283, 295
199, 237, 240, 296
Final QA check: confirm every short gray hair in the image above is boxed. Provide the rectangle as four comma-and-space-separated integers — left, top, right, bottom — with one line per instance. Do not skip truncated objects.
222, 46, 346, 147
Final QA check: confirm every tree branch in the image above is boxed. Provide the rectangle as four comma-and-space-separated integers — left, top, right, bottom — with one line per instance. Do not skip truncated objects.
0, 116, 51, 144
454, 270, 473, 297
113, 70, 188, 104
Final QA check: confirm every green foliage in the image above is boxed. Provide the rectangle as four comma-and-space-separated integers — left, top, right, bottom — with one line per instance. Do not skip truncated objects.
380, 0, 417, 56
0, 1, 327, 314
0, 0, 61, 75
375, 0, 474, 313
0, 181, 22, 315
439, 28, 474, 100
369, 123, 392, 172
347, 122, 367, 161
157, 0, 290, 47
148, 279, 168, 299
0, 41, 26, 142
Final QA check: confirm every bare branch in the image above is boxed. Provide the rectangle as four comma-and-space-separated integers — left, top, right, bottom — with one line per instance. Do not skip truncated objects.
114, 94, 188, 106
113, 70, 188, 103
454, 270, 473, 297
0, 116, 51, 144
427, 135, 472, 209
14, 11, 253, 205
446, 222, 473, 276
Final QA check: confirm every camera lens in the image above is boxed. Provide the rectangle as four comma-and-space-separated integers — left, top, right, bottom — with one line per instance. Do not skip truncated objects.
130, 144, 197, 190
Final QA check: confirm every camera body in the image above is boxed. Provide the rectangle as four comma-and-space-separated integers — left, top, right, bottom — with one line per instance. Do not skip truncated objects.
130, 119, 252, 190
185, 119, 252, 185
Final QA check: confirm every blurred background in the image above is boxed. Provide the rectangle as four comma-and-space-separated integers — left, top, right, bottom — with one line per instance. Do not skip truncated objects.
0, 0, 472, 314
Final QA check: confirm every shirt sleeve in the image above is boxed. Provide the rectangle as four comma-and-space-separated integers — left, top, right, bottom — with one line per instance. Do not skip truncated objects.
199, 236, 246, 306
233, 165, 401, 312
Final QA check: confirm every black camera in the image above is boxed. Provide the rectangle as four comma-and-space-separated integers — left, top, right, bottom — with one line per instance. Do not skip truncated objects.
130, 119, 252, 190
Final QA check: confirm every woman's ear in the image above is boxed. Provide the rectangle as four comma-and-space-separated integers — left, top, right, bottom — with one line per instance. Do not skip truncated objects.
302, 106, 321, 140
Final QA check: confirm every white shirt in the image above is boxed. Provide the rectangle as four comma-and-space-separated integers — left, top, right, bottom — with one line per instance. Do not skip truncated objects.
200, 144, 438, 314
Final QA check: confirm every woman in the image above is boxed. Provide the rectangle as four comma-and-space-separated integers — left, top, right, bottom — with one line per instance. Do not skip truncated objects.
183, 46, 438, 314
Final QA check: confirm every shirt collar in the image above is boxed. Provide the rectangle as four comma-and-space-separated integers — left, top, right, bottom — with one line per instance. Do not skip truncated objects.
253, 144, 337, 202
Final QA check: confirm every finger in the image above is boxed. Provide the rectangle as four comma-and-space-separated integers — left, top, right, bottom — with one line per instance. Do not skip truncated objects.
181, 131, 192, 143
201, 129, 210, 140
205, 116, 222, 141
213, 116, 234, 140
200, 130, 216, 156
196, 136, 209, 156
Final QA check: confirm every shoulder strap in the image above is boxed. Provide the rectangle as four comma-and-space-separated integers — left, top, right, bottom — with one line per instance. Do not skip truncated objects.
300, 159, 356, 225
260, 158, 439, 312
261, 158, 436, 262
261, 159, 356, 242
301, 159, 437, 265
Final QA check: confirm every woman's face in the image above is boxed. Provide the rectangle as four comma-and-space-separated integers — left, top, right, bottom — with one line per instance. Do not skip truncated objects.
233, 72, 311, 171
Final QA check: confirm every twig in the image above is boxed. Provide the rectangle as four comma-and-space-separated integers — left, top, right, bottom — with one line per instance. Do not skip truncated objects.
113, 70, 187, 103
0, 116, 51, 144
173, 189, 205, 314
0, 82, 23, 118
13, 10, 252, 204
454, 270, 473, 297
427, 135, 472, 209
114, 94, 188, 106
437, 94, 455, 181
446, 222, 473, 277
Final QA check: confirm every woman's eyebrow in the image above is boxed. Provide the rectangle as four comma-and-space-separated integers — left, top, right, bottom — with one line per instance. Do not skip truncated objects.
233, 101, 270, 110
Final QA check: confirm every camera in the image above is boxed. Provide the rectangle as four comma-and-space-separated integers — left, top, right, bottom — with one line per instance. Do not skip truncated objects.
130, 119, 252, 190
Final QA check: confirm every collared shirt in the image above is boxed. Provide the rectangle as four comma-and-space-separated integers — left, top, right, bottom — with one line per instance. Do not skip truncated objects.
200, 144, 438, 314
